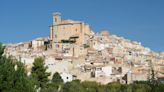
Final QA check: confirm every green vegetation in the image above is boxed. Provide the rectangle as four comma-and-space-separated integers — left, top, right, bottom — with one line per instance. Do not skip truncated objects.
0, 43, 164, 92
83, 44, 90, 48
61, 39, 76, 44
0, 43, 35, 92
31, 57, 51, 91
52, 72, 63, 85
61, 80, 164, 92
0, 43, 5, 58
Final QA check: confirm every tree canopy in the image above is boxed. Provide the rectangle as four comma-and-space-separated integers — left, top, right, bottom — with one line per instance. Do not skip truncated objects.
31, 57, 51, 91
0, 43, 35, 92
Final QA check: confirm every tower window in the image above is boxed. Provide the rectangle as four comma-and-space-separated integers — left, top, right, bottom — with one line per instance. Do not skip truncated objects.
55, 18, 57, 22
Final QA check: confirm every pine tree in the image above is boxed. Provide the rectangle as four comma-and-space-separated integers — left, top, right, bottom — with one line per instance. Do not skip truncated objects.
52, 72, 63, 84
0, 43, 5, 58
148, 60, 159, 92
0, 43, 35, 92
31, 57, 50, 91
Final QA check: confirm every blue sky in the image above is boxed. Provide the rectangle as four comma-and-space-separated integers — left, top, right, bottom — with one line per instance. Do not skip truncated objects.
0, 0, 164, 52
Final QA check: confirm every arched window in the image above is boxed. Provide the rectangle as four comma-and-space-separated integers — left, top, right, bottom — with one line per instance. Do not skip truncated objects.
55, 18, 57, 22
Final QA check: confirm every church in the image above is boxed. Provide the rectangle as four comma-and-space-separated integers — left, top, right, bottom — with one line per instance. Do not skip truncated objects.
49, 12, 94, 48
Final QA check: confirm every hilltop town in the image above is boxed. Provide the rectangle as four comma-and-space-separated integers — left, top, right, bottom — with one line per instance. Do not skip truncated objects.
5, 12, 164, 84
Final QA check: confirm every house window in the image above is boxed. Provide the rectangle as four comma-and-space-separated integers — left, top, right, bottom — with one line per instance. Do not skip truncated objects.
56, 44, 59, 48
75, 28, 78, 32
96, 67, 102, 71
55, 35, 57, 38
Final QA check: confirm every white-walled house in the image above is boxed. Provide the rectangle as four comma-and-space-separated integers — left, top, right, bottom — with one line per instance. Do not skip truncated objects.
102, 66, 113, 76
60, 72, 73, 83
95, 66, 113, 77
93, 43, 109, 51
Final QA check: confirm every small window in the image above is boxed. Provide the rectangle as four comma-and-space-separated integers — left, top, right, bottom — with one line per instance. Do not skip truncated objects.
56, 44, 59, 48
75, 29, 78, 32
55, 35, 57, 38
55, 18, 57, 22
